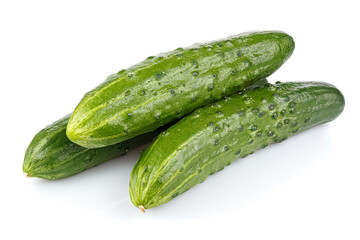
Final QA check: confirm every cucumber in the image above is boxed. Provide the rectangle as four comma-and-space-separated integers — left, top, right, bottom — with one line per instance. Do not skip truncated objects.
129, 81, 345, 211
23, 114, 161, 180
67, 31, 295, 148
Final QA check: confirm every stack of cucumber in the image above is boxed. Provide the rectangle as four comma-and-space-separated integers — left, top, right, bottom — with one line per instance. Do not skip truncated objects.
23, 31, 345, 212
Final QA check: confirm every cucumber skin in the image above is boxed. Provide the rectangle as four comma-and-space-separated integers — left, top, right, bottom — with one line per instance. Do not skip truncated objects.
23, 114, 161, 180
67, 31, 295, 148
129, 81, 345, 210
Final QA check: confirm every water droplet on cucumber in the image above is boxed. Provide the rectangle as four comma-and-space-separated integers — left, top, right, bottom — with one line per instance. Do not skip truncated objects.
289, 102, 296, 108
208, 83, 214, 91
283, 96, 290, 102
156, 72, 163, 79
272, 112, 278, 119
267, 131, 274, 136
268, 103, 275, 110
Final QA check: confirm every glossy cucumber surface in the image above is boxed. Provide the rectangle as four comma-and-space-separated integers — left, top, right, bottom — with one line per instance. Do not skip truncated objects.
129, 81, 345, 211
23, 114, 160, 180
67, 31, 295, 148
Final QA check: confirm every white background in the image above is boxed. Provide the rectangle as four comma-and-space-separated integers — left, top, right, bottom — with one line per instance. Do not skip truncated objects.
1, 0, 359, 239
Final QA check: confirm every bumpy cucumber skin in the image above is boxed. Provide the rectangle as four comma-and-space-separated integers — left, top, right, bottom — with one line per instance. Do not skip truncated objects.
23, 114, 160, 180
67, 31, 295, 148
129, 81, 345, 210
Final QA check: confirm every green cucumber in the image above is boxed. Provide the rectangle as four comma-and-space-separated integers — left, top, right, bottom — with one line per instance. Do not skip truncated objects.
67, 31, 295, 148
23, 114, 161, 180
129, 81, 345, 211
